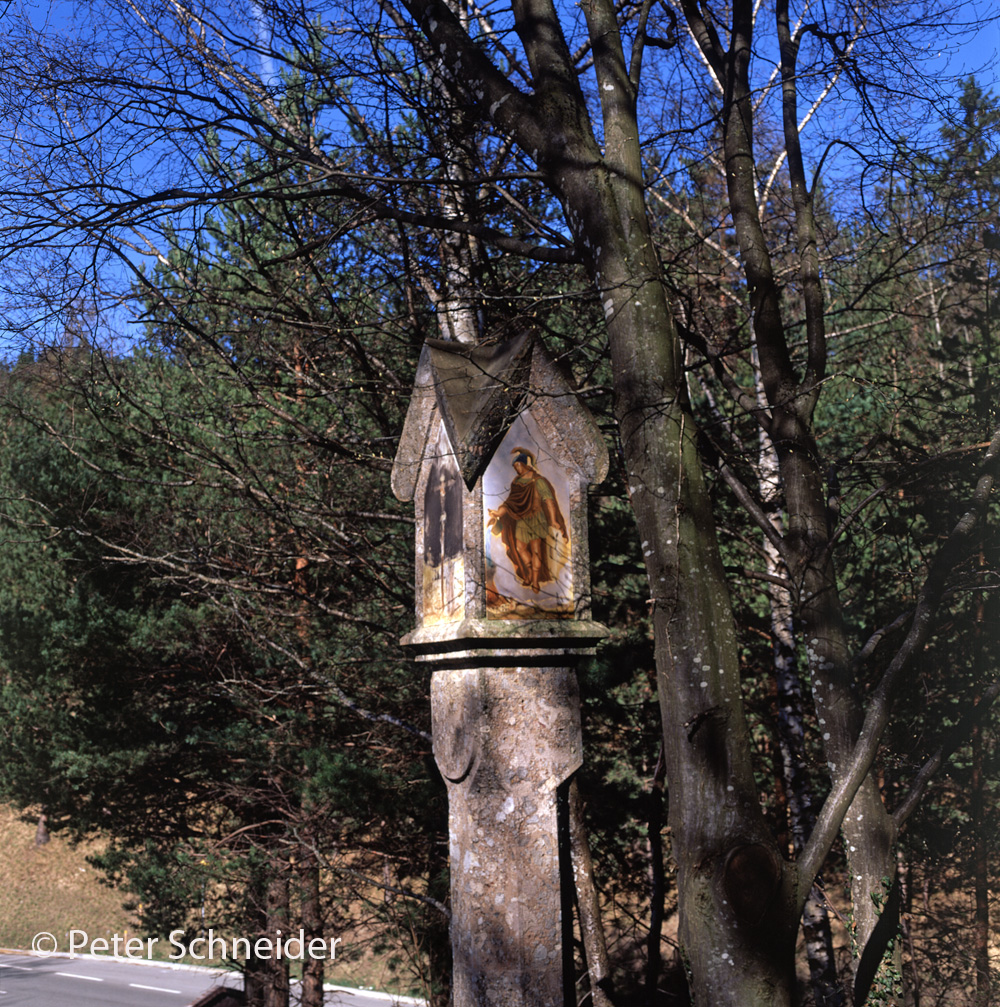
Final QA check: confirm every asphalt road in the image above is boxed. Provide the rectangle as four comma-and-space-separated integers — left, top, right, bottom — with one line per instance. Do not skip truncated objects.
0, 953, 235, 1006
0, 953, 419, 1007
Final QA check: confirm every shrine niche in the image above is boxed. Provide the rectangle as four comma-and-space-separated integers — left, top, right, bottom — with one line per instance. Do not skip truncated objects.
391, 331, 610, 1007
483, 413, 573, 618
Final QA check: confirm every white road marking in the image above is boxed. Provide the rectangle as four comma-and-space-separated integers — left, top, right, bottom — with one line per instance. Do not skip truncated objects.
0, 965, 31, 970
130, 983, 182, 994
56, 972, 103, 981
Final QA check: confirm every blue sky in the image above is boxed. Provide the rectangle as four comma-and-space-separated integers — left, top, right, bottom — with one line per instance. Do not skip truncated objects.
4, 0, 1000, 357
940, 5, 1000, 91
17, 0, 1000, 78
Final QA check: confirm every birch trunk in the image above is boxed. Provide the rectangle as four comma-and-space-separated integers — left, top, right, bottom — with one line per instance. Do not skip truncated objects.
757, 416, 842, 1007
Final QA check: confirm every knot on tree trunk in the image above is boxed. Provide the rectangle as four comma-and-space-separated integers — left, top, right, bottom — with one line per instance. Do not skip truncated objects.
721, 843, 783, 924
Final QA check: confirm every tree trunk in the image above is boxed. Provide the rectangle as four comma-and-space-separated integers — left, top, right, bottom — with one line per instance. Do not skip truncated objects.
264, 866, 290, 1007
972, 578, 991, 1007
558, 117, 797, 1007
645, 747, 667, 1005
787, 488, 898, 998
568, 777, 613, 1007
244, 865, 269, 1007
544, 16, 800, 1001
971, 714, 990, 1006
758, 418, 842, 1007
300, 851, 325, 1007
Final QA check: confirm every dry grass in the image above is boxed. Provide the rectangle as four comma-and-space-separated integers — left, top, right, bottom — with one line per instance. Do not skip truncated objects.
0, 805, 137, 954
0, 806, 427, 998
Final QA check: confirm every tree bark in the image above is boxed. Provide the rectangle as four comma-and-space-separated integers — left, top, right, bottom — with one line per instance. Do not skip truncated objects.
244, 865, 270, 1007
758, 420, 842, 1007
300, 850, 325, 1007
568, 777, 613, 1007
972, 576, 991, 1007
264, 867, 290, 1007
645, 747, 667, 1005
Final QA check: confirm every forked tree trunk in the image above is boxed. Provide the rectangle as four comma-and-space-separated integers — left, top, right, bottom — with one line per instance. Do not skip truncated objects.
702, 0, 902, 990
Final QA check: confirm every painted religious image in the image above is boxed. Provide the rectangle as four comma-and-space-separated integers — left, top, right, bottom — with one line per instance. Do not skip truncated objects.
422, 428, 465, 626
483, 420, 573, 619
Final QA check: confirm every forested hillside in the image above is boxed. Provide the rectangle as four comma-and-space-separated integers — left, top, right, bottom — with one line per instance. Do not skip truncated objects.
0, 2, 997, 1005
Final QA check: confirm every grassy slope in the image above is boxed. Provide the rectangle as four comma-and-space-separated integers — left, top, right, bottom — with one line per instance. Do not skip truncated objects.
0, 805, 423, 997
0, 805, 137, 954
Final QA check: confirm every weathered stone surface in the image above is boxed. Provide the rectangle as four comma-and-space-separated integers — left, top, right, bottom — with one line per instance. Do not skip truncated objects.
402, 617, 608, 656
432, 666, 582, 1007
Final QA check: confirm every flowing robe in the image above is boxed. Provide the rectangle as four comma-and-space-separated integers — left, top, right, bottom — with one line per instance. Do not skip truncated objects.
493, 473, 566, 588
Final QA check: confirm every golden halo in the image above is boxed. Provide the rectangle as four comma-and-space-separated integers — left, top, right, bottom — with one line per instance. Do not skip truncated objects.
510, 446, 536, 468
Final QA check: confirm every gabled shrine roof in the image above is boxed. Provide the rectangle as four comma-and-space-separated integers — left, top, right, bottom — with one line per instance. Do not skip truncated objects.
391, 333, 609, 501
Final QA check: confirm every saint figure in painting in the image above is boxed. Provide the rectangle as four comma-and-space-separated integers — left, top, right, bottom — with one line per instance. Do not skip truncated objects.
487, 448, 569, 594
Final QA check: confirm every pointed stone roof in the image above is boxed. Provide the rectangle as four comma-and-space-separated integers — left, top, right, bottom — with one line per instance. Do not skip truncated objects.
425, 332, 532, 488
392, 333, 608, 501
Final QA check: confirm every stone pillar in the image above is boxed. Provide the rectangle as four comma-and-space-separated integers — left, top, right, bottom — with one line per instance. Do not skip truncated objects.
431, 662, 581, 1007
